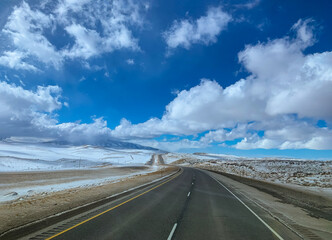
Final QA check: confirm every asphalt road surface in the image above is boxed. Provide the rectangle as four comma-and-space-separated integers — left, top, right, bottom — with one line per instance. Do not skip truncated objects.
26, 167, 294, 240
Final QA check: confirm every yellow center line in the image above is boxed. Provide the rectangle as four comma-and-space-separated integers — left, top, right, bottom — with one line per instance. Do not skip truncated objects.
45, 171, 182, 240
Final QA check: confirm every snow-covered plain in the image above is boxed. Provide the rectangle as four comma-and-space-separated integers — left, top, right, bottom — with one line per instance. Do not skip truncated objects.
0, 140, 157, 172
0, 139, 165, 203
0, 168, 159, 203
1, 139, 330, 202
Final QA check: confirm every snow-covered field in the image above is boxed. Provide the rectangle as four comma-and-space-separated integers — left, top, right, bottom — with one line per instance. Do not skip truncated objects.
166, 152, 332, 188
0, 140, 157, 172
1, 138, 330, 202
0, 139, 166, 203
0, 167, 160, 203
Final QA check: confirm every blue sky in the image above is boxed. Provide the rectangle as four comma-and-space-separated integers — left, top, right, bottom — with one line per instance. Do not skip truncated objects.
0, 0, 332, 159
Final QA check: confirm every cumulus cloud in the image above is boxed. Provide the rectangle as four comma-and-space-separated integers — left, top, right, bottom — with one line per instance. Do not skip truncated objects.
238, 19, 332, 120
110, 79, 265, 140
235, 120, 332, 150
131, 138, 208, 152
0, 80, 61, 137
112, 19, 332, 150
3, 77, 329, 151
0, 0, 145, 70
0, 80, 115, 145
51, 117, 113, 144
163, 6, 232, 50
1, 14, 331, 151
200, 124, 250, 143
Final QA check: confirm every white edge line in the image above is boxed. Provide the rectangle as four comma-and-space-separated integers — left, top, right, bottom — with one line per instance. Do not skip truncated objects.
209, 173, 284, 240
187, 192, 191, 197
167, 223, 178, 240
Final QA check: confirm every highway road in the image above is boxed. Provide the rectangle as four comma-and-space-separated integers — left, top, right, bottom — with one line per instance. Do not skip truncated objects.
24, 167, 297, 240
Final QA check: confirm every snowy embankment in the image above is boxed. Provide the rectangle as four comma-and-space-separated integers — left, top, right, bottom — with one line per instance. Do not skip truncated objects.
165, 152, 332, 189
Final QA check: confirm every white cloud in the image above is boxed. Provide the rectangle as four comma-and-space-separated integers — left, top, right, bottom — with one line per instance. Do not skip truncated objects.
52, 117, 113, 144
238, 19, 332, 120
55, 0, 93, 20
0, 81, 62, 114
163, 6, 232, 50
235, 124, 332, 150
4, 76, 329, 150
235, 0, 261, 9
55, 0, 142, 55
64, 24, 101, 59
1, 14, 331, 151
2, 2, 62, 69
131, 138, 208, 152
0, 51, 38, 71
61, 0, 141, 59
0, 80, 116, 145
164, 79, 266, 127
110, 78, 265, 140
0, 80, 61, 137
0, 0, 145, 70
200, 124, 250, 143
126, 59, 135, 65
291, 19, 315, 45
111, 19, 332, 150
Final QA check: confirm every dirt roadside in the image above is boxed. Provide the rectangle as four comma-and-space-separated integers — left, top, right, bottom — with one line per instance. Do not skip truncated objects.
0, 166, 178, 234
200, 167, 332, 240
0, 166, 151, 187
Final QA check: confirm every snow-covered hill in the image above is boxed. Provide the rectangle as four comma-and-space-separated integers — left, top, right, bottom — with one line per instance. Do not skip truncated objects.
0, 138, 158, 172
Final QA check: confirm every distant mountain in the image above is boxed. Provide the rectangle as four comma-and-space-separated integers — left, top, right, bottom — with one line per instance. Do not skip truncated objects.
47, 140, 159, 151
96, 140, 159, 151
2, 137, 159, 151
